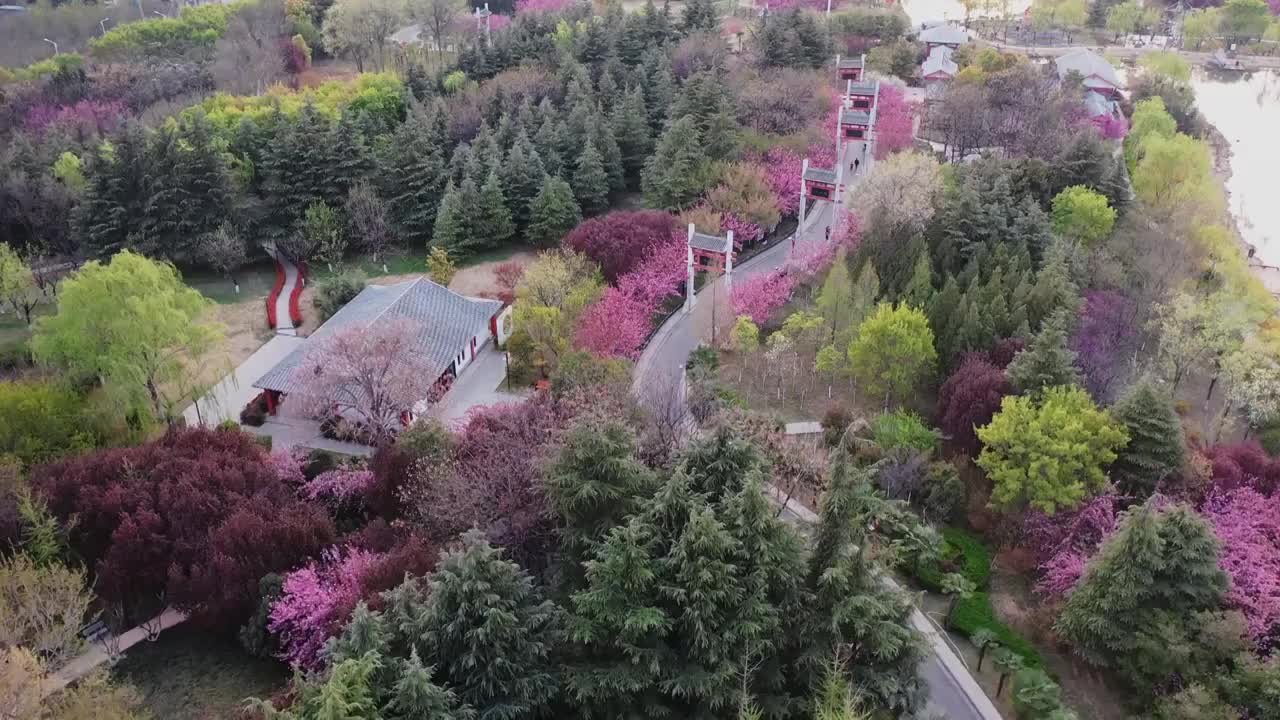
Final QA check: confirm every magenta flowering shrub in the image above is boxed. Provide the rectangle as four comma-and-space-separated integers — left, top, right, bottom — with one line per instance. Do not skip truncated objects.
488, 13, 512, 31
304, 469, 376, 502
575, 231, 686, 359
873, 83, 915, 160
1202, 488, 1280, 644
731, 270, 795, 325
24, 99, 127, 137
1023, 493, 1119, 600
1093, 113, 1128, 140
1071, 290, 1140, 402
269, 547, 383, 670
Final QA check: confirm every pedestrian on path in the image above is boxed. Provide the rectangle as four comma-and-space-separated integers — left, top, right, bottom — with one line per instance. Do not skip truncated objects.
853, 158, 860, 173
825, 226, 830, 240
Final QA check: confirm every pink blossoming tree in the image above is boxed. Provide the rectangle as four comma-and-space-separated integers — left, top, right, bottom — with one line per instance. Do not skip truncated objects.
304, 469, 376, 503
575, 231, 686, 359
269, 547, 383, 670
515, 0, 572, 12
873, 83, 915, 160
730, 270, 795, 325
289, 318, 435, 444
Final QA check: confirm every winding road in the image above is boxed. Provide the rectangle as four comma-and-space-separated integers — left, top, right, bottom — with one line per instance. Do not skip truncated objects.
632, 138, 1003, 720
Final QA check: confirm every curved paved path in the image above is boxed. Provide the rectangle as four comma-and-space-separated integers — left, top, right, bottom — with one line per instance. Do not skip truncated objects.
270, 245, 301, 337
633, 139, 1003, 720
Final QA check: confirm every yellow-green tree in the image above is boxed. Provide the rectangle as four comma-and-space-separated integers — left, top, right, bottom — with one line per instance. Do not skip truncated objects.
31, 251, 220, 424
1050, 186, 1116, 247
847, 303, 937, 408
976, 386, 1129, 514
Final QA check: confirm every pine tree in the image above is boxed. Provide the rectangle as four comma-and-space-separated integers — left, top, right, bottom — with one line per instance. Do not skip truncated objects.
432, 180, 471, 255
660, 507, 744, 712
900, 251, 935, 310
642, 115, 711, 210
310, 654, 383, 719
566, 520, 671, 719
1109, 380, 1185, 498
475, 169, 515, 250
424, 530, 560, 720
644, 55, 677, 132
382, 109, 448, 246
385, 648, 475, 720
1006, 310, 1083, 395
1028, 246, 1080, 330
808, 451, 882, 585
329, 602, 390, 665
612, 86, 654, 186
677, 424, 764, 504
500, 133, 545, 231
1056, 501, 1228, 676
534, 114, 566, 178
572, 139, 610, 216
79, 122, 149, 255
330, 111, 373, 198
546, 417, 657, 564
173, 111, 232, 258
139, 123, 185, 258
527, 175, 582, 248
590, 116, 626, 193
681, 0, 718, 33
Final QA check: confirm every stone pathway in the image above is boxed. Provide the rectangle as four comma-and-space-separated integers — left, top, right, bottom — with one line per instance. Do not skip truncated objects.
183, 334, 307, 427
269, 245, 302, 337
42, 609, 188, 698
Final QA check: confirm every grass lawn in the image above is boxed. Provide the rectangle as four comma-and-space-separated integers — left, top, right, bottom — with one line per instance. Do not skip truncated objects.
183, 258, 280, 305
112, 624, 289, 720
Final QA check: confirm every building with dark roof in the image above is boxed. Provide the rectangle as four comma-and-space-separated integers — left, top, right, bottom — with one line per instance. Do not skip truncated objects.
253, 277, 502, 413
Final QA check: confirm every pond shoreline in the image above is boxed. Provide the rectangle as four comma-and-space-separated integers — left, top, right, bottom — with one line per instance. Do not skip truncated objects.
1202, 118, 1280, 301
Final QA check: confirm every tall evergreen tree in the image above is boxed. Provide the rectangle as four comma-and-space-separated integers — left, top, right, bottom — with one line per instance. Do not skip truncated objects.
546, 417, 657, 565
500, 133, 546, 231
432, 179, 473, 256
573, 139, 611, 216
1109, 380, 1186, 498
424, 530, 560, 720
589, 117, 626, 193
78, 122, 149, 256
475, 170, 515, 251
677, 424, 764, 504
681, 0, 719, 33
534, 114, 567, 178
527, 175, 582, 248
1056, 501, 1228, 682
382, 108, 449, 246
613, 86, 654, 186
900, 251, 935, 310
816, 250, 855, 345
641, 116, 711, 210
139, 123, 186, 257
385, 648, 475, 720
1006, 309, 1083, 395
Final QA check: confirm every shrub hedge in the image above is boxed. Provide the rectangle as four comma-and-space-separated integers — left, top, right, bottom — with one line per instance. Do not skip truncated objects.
950, 592, 1043, 668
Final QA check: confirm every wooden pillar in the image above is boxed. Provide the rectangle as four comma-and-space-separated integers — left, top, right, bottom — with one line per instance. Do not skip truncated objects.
266, 391, 278, 415
724, 231, 735, 294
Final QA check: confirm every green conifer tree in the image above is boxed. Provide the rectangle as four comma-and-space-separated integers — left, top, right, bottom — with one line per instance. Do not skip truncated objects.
500, 133, 546, 232
527, 175, 582, 248
476, 169, 515, 250
329, 602, 390, 665
681, 0, 719, 33
1056, 501, 1228, 680
431, 180, 471, 256
1109, 379, 1186, 498
816, 250, 854, 344
385, 648, 475, 720
590, 116, 626, 193
1006, 310, 1083, 395
901, 251, 935, 310
572, 139, 611, 216
534, 115, 566, 178
424, 530, 560, 720
641, 115, 709, 210
612, 86, 653, 185
677, 424, 764, 503
382, 109, 448, 246
546, 417, 657, 564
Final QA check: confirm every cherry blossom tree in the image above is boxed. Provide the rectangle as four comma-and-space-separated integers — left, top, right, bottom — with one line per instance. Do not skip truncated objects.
761, 149, 802, 216
562, 210, 679, 284
515, 0, 572, 12
574, 231, 687, 359
304, 468, 376, 503
731, 270, 795, 324
873, 83, 915, 160
289, 318, 435, 444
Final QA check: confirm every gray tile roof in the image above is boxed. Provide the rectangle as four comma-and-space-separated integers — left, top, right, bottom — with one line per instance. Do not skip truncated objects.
1055, 49, 1122, 90
804, 166, 838, 184
920, 24, 969, 45
689, 231, 730, 252
846, 81, 878, 96
840, 108, 872, 126
838, 56, 864, 69
253, 277, 502, 395
922, 45, 958, 77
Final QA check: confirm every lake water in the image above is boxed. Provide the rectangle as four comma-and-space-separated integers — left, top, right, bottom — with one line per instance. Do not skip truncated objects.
1191, 69, 1280, 266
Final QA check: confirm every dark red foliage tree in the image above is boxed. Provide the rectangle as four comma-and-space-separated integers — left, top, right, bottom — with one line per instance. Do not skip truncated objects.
936, 357, 1014, 455
30, 428, 335, 629
986, 337, 1027, 369
562, 210, 679, 284
1203, 442, 1280, 496
408, 393, 570, 566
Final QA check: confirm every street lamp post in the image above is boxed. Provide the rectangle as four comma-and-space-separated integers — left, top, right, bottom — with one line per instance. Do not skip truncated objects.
100, 17, 111, 36
43, 38, 59, 55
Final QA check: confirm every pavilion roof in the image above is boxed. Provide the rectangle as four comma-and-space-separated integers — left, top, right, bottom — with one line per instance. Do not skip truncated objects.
837, 55, 864, 69
840, 108, 872, 126
919, 24, 969, 45
846, 81, 878, 96
803, 166, 838, 185
689, 231, 731, 252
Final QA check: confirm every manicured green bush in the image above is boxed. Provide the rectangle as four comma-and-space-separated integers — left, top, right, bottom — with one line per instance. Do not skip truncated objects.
871, 409, 939, 452
312, 271, 367, 321
913, 527, 993, 591
951, 592, 1042, 668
